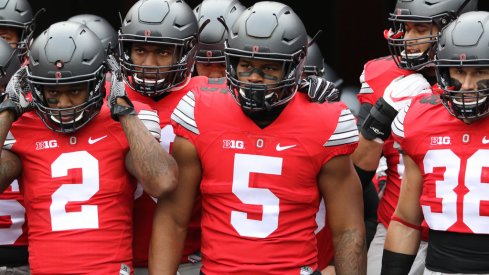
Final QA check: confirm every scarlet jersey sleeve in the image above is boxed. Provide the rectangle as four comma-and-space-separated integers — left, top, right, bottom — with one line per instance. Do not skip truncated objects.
171, 90, 358, 275
128, 101, 161, 141
357, 56, 413, 105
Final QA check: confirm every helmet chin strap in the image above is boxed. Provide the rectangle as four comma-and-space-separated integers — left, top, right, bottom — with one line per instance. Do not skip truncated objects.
264, 100, 272, 111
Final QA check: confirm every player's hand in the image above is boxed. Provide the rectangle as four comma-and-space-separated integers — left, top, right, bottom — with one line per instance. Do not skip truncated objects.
106, 55, 135, 121
0, 67, 34, 121
383, 73, 431, 111
299, 75, 340, 103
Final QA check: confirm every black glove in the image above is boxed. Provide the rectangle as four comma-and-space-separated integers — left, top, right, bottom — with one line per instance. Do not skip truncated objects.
106, 55, 135, 121
360, 97, 398, 142
0, 67, 34, 121
299, 75, 340, 103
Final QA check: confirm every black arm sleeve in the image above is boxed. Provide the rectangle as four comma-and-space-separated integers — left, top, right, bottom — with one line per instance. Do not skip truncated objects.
381, 249, 416, 275
354, 164, 376, 189
363, 180, 379, 248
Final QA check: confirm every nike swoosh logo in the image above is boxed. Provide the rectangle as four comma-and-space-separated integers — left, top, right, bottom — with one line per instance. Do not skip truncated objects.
276, 143, 296, 151
483, 136, 489, 144
88, 135, 107, 145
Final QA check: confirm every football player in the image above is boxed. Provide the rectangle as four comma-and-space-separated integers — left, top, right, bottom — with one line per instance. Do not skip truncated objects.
192, 0, 245, 78
0, 0, 41, 64
0, 37, 28, 275
383, 10, 489, 274
117, 0, 204, 274
0, 21, 177, 274
352, 1, 478, 274
150, 2, 366, 274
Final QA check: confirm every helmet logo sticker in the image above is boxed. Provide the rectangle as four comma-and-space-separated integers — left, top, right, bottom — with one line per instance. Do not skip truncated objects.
459, 53, 467, 61
55, 71, 62, 79
252, 45, 259, 53
144, 30, 151, 37
55, 60, 64, 69
206, 50, 213, 57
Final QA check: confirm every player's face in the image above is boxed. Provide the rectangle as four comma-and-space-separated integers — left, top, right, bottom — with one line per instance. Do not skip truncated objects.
448, 66, 489, 121
0, 27, 19, 48
449, 67, 489, 93
195, 62, 226, 78
43, 84, 88, 108
130, 42, 175, 80
403, 22, 439, 56
236, 58, 283, 85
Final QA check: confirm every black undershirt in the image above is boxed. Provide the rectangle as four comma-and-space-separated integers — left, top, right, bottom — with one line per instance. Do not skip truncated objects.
426, 230, 489, 273
0, 245, 28, 266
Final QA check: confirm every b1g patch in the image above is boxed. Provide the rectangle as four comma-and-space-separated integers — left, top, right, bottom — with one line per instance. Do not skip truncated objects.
119, 263, 130, 275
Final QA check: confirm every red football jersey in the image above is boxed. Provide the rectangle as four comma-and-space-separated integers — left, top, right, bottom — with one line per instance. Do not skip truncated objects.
171, 89, 358, 274
128, 76, 226, 266
392, 94, 489, 234
0, 179, 28, 246
3, 103, 159, 274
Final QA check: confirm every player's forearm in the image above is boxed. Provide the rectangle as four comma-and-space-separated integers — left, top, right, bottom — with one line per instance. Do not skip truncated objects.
351, 135, 383, 171
384, 221, 421, 255
0, 111, 14, 148
120, 114, 178, 198
0, 112, 20, 192
0, 150, 21, 192
332, 228, 367, 275
149, 202, 187, 275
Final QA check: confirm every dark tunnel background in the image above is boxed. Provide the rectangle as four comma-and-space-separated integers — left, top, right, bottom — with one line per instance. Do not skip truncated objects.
29, 1, 489, 89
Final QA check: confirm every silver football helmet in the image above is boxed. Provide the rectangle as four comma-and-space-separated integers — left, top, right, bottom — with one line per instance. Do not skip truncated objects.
386, 0, 478, 70
27, 21, 107, 133
119, 0, 198, 97
435, 11, 489, 120
225, 1, 308, 114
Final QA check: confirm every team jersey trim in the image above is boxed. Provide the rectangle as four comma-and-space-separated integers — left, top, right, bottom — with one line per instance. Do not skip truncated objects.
392, 104, 409, 139
3, 131, 15, 150
138, 109, 161, 140
359, 68, 373, 95
171, 91, 199, 135
324, 109, 359, 147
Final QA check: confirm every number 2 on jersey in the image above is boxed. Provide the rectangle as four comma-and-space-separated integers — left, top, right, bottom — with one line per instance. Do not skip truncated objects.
50, 151, 99, 231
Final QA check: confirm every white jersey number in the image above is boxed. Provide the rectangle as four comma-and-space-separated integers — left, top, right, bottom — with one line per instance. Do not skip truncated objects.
231, 154, 281, 238
50, 151, 99, 231
0, 180, 25, 244
423, 149, 489, 234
